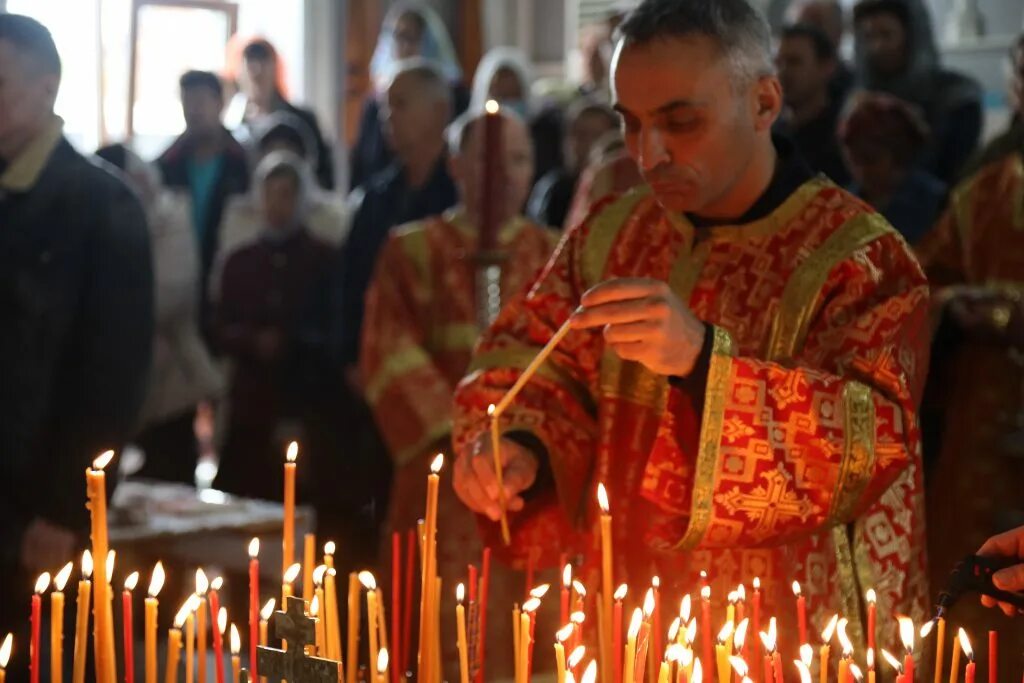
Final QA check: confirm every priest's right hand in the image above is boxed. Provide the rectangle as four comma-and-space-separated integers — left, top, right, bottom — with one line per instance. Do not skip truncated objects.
454, 436, 538, 522
978, 526, 1024, 616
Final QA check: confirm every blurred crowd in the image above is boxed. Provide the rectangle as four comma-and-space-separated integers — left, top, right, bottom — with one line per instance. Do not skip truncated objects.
2, 0, 1024, 656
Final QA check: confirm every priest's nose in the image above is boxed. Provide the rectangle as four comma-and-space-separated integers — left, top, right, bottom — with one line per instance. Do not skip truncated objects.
637, 126, 671, 173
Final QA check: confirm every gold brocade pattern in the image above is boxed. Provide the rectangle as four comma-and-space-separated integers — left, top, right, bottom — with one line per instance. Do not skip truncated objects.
832, 382, 876, 526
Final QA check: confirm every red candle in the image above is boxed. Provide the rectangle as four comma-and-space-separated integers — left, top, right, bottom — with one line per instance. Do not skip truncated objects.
123, 572, 139, 683
793, 582, 807, 647
391, 532, 401, 683
987, 631, 997, 683
32, 573, 48, 683
652, 577, 663, 673
613, 585, 626, 683
210, 588, 225, 683
772, 653, 783, 683
247, 538, 259, 680
560, 564, 571, 627
479, 100, 504, 251
966, 659, 976, 683
751, 578, 761, 641
865, 589, 876, 656
898, 616, 915, 682
402, 529, 416, 676
700, 586, 712, 678
476, 547, 491, 683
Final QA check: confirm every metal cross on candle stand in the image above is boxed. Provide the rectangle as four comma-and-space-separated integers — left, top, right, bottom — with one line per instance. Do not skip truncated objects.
257, 596, 340, 683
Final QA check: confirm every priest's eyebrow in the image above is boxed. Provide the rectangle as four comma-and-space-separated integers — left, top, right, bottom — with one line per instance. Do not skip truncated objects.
613, 99, 706, 118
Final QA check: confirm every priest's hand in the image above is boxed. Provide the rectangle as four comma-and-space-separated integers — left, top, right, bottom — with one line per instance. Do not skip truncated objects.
454, 436, 537, 521
570, 277, 706, 376
978, 526, 1024, 616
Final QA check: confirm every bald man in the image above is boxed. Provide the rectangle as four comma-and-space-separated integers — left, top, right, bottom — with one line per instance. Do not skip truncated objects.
0, 14, 152, 635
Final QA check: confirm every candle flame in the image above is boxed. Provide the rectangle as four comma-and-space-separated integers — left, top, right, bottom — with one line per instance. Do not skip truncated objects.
691, 658, 703, 683
377, 649, 389, 674
310, 595, 320, 616
865, 588, 876, 604
958, 628, 973, 661
717, 620, 733, 644
93, 449, 115, 471
799, 644, 813, 668
313, 565, 327, 586
218, 607, 227, 635
836, 618, 853, 656
668, 617, 681, 643
759, 631, 775, 654
54, 561, 74, 592
487, 404, 496, 417
652, 576, 661, 589
530, 583, 551, 599
581, 660, 598, 683
568, 645, 587, 669
286, 441, 298, 463
596, 483, 610, 514
566, 673, 576, 683
260, 599, 276, 621
850, 664, 864, 682
106, 550, 115, 583
700, 585, 711, 601
867, 648, 874, 670
557, 624, 574, 643
742, 679, 753, 683
628, 608, 643, 639
791, 581, 802, 597
681, 648, 694, 667
897, 615, 914, 653
728, 656, 748, 678
643, 588, 656, 616
666, 644, 685, 663
0, 633, 10, 669
795, 660, 812, 683
821, 613, 839, 643
34, 572, 50, 594
880, 649, 903, 674
284, 563, 301, 585
734, 618, 749, 651
211, 576, 223, 592
455, 583, 465, 603
615, 584, 628, 601
195, 568, 209, 594
124, 571, 139, 592
248, 538, 260, 558
727, 591, 738, 604
736, 584, 746, 602
81, 550, 93, 579
523, 597, 542, 613
324, 541, 336, 556
430, 453, 444, 473
563, 564, 572, 588
484, 99, 500, 115
686, 619, 698, 645
753, 577, 760, 590
679, 594, 691, 622
571, 611, 586, 625
572, 580, 587, 598
358, 570, 377, 590
230, 624, 241, 655
919, 620, 934, 639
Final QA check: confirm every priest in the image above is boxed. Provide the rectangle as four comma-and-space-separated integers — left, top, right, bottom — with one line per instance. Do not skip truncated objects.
451, 0, 930, 657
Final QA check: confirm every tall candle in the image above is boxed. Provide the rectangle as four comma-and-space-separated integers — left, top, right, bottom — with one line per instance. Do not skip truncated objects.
210, 581, 226, 683
73, 552, 93, 683
196, 570, 210, 683
346, 573, 360, 683
186, 599, 196, 683
283, 443, 298, 583
230, 625, 241, 683
519, 610, 531, 683
123, 572, 140, 683
361, 572, 381, 676
653, 577, 663, 681
52, 562, 73, 683
404, 531, 417, 678
247, 539, 259, 680
418, 455, 443, 683
700, 587, 712, 681
146, 564, 164, 683
303, 534, 316, 602
324, 566, 341, 662
87, 450, 116, 683
932, 618, 945, 683
32, 572, 50, 683
457, 585, 470, 683
865, 590, 876, 657
987, 631, 996, 683
792, 583, 807, 647
598, 485, 614, 683
751, 579, 761, 652
0, 634, 11, 683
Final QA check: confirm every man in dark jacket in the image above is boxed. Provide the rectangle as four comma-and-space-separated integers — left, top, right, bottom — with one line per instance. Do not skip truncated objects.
0, 14, 153, 636
158, 70, 249, 334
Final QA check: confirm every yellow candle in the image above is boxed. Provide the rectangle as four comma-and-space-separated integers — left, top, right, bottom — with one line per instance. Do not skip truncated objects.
167, 600, 192, 683
513, 605, 522, 683
72, 552, 92, 683
146, 563, 165, 683
934, 618, 946, 683
456, 585, 470, 683
186, 602, 196, 683
87, 451, 116, 683
715, 622, 733, 683
311, 595, 326, 655
303, 534, 316, 602
519, 610, 531, 683
417, 455, 443, 683
346, 573, 360, 683
597, 484, 613, 683
361, 572, 380, 676
324, 546, 341, 661
950, 629, 963, 683
376, 589, 389, 657
52, 562, 73, 683
231, 624, 241, 683
196, 570, 209, 683
624, 609, 642, 683
657, 659, 670, 683
555, 641, 567, 683
283, 443, 298, 584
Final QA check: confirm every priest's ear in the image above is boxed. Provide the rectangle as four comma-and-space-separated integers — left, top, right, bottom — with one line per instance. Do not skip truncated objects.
749, 74, 783, 133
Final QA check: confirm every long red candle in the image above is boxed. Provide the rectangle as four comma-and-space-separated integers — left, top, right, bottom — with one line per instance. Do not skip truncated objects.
123, 580, 136, 683
479, 100, 504, 251
476, 548, 492, 683
32, 573, 47, 683
391, 532, 400, 683
652, 577, 663, 673
402, 530, 416, 676
751, 579, 761, 665
987, 631, 997, 683
700, 586, 712, 679
560, 564, 571, 628
247, 538, 259, 680
210, 586, 225, 683
866, 590, 876, 656
793, 582, 807, 647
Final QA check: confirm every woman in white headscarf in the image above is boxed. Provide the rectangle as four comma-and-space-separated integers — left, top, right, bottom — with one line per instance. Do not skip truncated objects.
350, 2, 469, 189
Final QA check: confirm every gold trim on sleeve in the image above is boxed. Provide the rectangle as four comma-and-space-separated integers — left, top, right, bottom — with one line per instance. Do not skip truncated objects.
365, 346, 436, 404
829, 381, 876, 525
580, 187, 650, 289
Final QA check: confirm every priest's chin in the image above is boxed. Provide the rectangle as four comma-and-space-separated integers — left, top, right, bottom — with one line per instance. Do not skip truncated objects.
648, 181, 702, 213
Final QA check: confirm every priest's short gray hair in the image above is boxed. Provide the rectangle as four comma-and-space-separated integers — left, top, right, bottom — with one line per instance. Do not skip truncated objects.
616, 0, 775, 86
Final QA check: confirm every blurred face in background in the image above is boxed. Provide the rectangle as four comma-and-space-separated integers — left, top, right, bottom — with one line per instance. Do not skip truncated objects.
243, 54, 277, 102
451, 114, 535, 225
843, 140, 898, 198
393, 12, 425, 59
381, 72, 449, 159
0, 39, 59, 154
489, 67, 525, 102
261, 171, 301, 231
567, 108, 618, 172
181, 85, 223, 137
856, 11, 908, 76
776, 35, 835, 109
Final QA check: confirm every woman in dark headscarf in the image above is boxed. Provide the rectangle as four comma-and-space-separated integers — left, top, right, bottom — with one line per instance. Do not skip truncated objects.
852, 0, 982, 184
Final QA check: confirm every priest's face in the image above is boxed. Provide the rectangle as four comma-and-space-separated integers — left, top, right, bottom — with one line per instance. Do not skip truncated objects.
452, 113, 534, 226
611, 35, 781, 216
